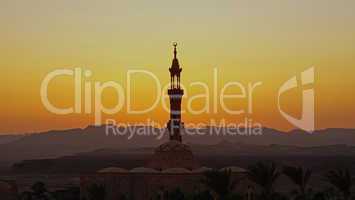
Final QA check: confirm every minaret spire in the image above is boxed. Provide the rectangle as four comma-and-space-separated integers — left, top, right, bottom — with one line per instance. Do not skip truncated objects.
167, 42, 184, 142
173, 42, 177, 59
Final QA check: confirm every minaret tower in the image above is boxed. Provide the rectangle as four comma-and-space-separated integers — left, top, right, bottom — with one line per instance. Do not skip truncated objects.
167, 42, 184, 142
147, 43, 199, 170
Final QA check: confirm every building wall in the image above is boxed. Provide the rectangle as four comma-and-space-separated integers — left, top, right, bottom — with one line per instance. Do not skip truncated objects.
80, 172, 249, 200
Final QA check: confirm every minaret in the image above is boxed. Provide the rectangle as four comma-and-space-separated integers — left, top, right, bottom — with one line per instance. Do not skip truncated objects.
167, 42, 184, 142
147, 43, 199, 170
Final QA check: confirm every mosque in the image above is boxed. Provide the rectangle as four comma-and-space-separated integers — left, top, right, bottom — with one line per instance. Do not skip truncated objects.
80, 43, 248, 200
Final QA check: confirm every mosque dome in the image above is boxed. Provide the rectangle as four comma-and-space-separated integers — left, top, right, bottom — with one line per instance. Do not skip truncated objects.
220, 166, 247, 173
97, 167, 128, 173
192, 166, 213, 173
162, 168, 191, 174
146, 141, 199, 170
130, 167, 159, 173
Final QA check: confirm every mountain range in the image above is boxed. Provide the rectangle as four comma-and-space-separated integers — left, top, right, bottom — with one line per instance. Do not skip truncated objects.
1, 125, 355, 164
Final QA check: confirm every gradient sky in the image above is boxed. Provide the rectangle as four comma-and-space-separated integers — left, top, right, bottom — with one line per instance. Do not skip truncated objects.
1, 0, 355, 134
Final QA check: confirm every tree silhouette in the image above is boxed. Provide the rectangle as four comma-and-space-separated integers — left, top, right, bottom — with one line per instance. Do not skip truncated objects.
87, 183, 106, 200
19, 182, 53, 200
283, 165, 312, 199
201, 169, 235, 200
324, 169, 352, 200
312, 188, 338, 200
247, 162, 280, 200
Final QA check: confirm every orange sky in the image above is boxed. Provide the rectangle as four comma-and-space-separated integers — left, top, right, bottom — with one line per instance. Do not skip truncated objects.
1, 0, 355, 134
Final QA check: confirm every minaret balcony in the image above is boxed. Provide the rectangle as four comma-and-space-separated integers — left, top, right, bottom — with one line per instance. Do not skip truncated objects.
168, 88, 184, 95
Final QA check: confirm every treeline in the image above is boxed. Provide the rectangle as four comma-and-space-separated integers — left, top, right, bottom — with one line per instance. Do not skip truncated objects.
18, 162, 354, 200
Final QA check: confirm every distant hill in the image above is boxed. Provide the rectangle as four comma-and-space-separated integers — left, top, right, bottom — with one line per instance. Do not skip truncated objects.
0, 135, 23, 144
11, 140, 355, 174
1, 125, 355, 163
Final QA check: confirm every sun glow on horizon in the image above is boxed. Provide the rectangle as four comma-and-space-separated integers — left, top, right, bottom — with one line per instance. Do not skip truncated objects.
1, 0, 355, 134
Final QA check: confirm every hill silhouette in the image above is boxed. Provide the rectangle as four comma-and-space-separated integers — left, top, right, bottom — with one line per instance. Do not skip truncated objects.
1, 125, 355, 163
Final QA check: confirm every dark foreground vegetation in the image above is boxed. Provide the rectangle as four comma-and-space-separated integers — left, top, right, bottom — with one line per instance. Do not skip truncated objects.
17, 161, 354, 200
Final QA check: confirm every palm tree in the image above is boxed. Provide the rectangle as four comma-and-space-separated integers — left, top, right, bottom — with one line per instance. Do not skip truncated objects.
87, 183, 106, 200
202, 169, 235, 200
324, 169, 352, 200
247, 162, 280, 200
283, 166, 312, 199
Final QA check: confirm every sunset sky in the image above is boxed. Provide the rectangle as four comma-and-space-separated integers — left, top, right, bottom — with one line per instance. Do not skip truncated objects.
1, 0, 355, 134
